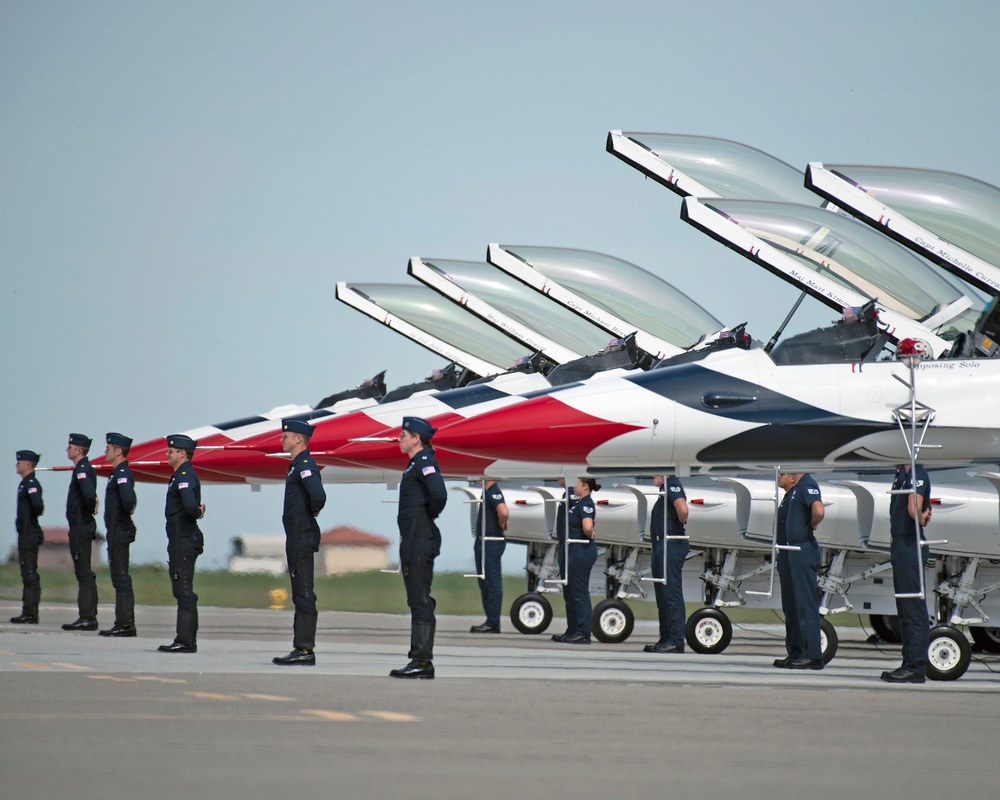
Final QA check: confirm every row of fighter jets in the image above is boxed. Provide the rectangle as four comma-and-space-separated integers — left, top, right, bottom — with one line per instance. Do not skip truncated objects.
69, 132, 1000, 680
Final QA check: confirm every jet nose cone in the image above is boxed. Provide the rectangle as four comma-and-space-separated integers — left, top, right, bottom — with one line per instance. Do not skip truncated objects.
434, 394, 643, 462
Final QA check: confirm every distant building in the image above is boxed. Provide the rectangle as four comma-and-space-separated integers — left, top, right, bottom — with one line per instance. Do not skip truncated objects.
6, 527, 104, 571
228, 525, 392, 576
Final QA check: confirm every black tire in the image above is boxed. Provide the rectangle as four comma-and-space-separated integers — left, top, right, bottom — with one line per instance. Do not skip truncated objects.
820, 617, 838, 664
869, 614, 902, 644
926, 625, 972, 681
509, 592, 553, 635
685, 607, 733, 654
591, 598, 635, 644
969, 626, 1000, 654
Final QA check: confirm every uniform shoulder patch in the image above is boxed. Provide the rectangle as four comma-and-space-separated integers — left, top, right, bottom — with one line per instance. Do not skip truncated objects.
422, 466, 437, 476
582, 504, 594, 514
300, 469, 312, 478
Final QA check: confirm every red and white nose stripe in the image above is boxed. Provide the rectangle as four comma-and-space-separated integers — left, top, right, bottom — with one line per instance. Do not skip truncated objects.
434, 394, 643, 462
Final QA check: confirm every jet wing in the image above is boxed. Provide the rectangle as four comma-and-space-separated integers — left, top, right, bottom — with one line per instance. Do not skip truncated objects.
805, 163, 1000, 297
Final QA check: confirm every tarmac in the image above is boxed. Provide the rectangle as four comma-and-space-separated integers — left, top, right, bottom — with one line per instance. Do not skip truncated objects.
2, 602, 999, 800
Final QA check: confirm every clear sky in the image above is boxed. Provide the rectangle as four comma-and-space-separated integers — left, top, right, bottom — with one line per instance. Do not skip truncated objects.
2, 1, 999, 575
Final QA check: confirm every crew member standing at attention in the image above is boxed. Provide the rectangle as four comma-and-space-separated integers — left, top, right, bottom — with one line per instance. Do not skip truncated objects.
100, 433, 138, 637
159, 434, 205, 654
273, 419, 326, 666
390, 417, 447, 679
11, 450, 44, 624
552, 478, 600, 645
881, 463, 932, 684
470, 480, 508, 634
643, 474, 689, 654
773, 472, 825, 670
63, 433, 99, 632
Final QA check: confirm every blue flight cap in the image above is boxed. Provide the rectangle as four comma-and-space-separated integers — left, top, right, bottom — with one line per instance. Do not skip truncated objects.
106, 432, 133, 448
401, 416, 436, 440
281, 419, 315, 438
167, 433, 198, 451
68, 433, 92, 448
16, 450, 40, 464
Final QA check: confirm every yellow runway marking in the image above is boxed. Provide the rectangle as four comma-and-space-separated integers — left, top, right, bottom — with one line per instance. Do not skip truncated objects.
242, 693, 296, 702
51, 662, 92, 671
185, 691, 238, 701
87, 675, 136, 682
13, 662, 50, 670
0, 650, 15, 655
134, 676, 186, 684
300, 709, 359, 721
360, 711, 420, 722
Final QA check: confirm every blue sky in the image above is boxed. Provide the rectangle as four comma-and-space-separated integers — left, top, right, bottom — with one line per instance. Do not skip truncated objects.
2, 1, 999, 574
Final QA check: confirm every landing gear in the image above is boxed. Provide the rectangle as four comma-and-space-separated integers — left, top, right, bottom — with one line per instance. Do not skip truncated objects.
820, 616, 838, 664
685, 607, 733, 654
509, 592, 553, 635
926, 625, 972, 681
591, 598, 635, 644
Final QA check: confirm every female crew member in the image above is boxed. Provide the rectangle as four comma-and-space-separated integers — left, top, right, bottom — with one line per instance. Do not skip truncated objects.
552, 478, 600, 644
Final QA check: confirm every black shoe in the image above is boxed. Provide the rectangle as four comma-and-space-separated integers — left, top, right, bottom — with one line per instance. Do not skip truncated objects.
647, 643, 684, 653
99, 625, 137, 637
158, 641, 197, 653
551, 633, 568, 643
561, 634, 591, 645
470, 623, 501, 634
273, 649, 316, 666
880, 667, 925, 684
785, 657, 824, 670
773, 657, 792, 668
62, 618, 98, 631
10, 614, 39, 625
389, 659, 435, 679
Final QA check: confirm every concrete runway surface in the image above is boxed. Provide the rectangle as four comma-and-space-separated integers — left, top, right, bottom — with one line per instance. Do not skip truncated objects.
2, 602, 999, 800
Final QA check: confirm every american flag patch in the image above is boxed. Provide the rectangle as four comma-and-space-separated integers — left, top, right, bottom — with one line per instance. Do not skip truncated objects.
300, 470, 312, 478
28, 487, 37, 494
117, 477, 129, 484
422, 466, 437, 476
77, 473, 87, 479
179, 482, 189, 489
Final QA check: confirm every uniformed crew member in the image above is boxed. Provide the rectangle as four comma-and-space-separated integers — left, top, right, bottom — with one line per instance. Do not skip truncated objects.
551, 478, 600, 645
470, 480, 508, 634
63, 433, 99, 631
390, 416, 447, 679
773, 472, 825, 670
11, 450, 44, 624
100, 433, 138, 637
273, 418, 326, 666
644, 474, 689, 653
159, 434, 205, 653
881, 463, 932, 684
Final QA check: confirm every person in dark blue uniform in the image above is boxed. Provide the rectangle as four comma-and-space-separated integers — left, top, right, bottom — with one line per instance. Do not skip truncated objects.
773, 472, 825, 670
552, 477, 600, 645
470, 480, 508, 634
100, 433, 139, 637
644, 474, 689, 654
63, 433, 99, 631
273, 419, 327, 666
390, 417, 447, 679
159, 434, 205, 653
881, 464, 932, 684
11, 450, 44, 624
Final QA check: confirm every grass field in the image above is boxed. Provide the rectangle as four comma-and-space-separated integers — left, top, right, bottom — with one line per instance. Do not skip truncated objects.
0, 563, 868, 626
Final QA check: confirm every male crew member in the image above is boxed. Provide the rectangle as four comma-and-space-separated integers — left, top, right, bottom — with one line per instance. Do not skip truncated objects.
12, 450, 44, 624
159, 434, 205, 653
773, 472, 825, 670
100, 433, 138, 637
644, 474, 689, 653
64, 433, 99, 631
390, 417, 447, 679
273, 419, 326, 666
881, 463, 932, 684
470, 480, 508, 634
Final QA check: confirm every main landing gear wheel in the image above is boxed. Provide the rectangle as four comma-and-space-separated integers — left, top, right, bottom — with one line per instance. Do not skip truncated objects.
926, 625, 972, 682
509, 592, 553, 635
969, 626, 1000, 654
685, 607, 733, 654
591, 598, 634, 644
869, 614, 902, 644
819, 617, 838, 664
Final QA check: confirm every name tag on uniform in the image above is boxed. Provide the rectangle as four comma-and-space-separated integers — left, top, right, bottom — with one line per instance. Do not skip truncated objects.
422, 466, 437, 476
300, 469, 312, 478
179, 482, 189, 489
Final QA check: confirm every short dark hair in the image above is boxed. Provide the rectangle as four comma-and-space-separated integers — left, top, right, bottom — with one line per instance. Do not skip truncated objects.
580, 477, 601, 493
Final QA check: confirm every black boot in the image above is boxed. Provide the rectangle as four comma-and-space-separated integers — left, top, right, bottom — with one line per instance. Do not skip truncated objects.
79, 584, 98, 621
159, 608, 197, 652
101, 595, 137, 637
274, 612, 317, 665
13, 584, 41, 623
390, 621, 435, 679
